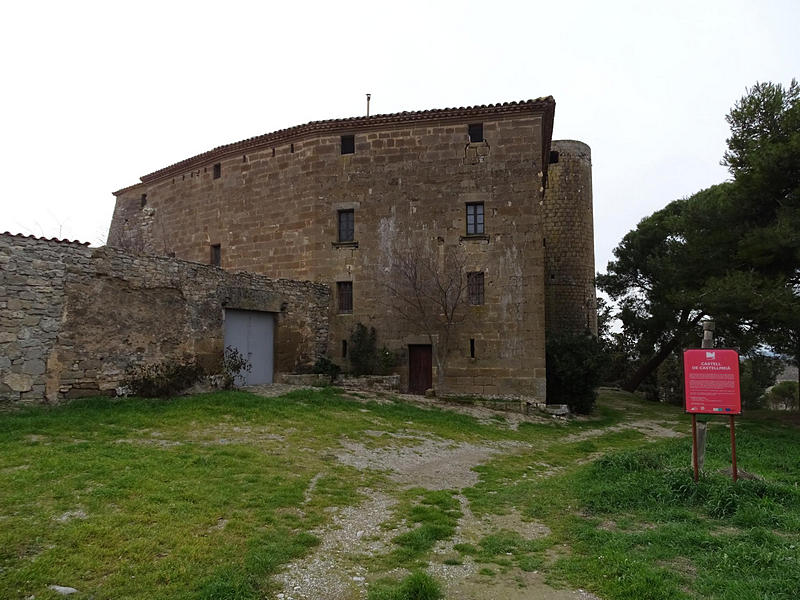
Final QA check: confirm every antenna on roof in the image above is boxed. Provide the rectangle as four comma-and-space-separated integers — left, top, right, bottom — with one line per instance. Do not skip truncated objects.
366, 93, 371, 117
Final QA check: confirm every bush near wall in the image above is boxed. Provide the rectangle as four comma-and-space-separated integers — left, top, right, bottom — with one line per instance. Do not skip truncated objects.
546, 332, 603, 414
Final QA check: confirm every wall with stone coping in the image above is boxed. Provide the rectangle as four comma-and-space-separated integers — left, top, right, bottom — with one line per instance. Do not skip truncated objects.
0, 234, 329, 403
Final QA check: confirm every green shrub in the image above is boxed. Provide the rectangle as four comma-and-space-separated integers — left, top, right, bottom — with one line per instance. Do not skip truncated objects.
350, 323, 378, 376
312, 355, 341, 380
765, 380, 799, 411
546, 332, 603, 414
221, 346, 252, 389
349, 323, 398, 376
368, 571, 443, 600
121, 360, 205, 398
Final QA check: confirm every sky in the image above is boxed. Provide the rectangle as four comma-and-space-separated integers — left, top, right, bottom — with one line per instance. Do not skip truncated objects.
1, 0, 798, 275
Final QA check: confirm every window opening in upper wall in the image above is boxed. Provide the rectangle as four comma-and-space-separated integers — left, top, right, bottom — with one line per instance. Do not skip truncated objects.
549, 151, 559, 164
470, 338, 476, 358
213, 163, 221, 179
290, 143, 294, 153
467, 272, 485, 305
341, 135, 355, 155
140, 193, 147, 208
338, 209, 355, 242
337, 281, 353, 314
468, 123, 484, 143
466, 202, 485, 235
210, 244, 221, 267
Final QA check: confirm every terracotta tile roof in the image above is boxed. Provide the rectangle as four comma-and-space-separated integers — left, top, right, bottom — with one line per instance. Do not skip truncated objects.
2, 232, 91, 246
114, 97, 555, 195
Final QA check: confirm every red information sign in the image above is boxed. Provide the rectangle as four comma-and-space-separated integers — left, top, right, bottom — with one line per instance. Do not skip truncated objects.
683, 349, 741, 415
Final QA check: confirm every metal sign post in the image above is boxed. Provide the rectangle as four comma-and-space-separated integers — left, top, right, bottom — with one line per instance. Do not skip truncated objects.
683, 339, 742, 483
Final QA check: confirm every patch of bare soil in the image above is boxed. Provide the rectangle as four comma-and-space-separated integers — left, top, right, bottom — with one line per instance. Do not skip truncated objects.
564, 420, 683, 443
335, 434, 525, 490
446, 572, 601, 600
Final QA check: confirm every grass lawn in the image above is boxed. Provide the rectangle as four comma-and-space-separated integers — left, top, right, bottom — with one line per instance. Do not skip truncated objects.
1, 388, 798, 599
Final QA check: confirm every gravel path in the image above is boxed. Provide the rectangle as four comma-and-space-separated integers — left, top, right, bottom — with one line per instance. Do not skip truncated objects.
242, 385, 607, 599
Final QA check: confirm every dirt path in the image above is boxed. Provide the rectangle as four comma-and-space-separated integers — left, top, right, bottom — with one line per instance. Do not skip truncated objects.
247, 387, 677, 600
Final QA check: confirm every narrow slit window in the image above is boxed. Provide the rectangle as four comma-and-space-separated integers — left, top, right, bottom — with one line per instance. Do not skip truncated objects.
466, 202, 485, 235
213, 163, 221, 179
468, 123, 484, 143
338, 209, 355, 242
210, 244, 221, 267
337, 281, 353, 314
467, 272, 484, 305
342, 339, 348, 358
290, 143, 294, 153
469, 338, 475, 358
140, 193, 147, 208
341, 135, 355, 155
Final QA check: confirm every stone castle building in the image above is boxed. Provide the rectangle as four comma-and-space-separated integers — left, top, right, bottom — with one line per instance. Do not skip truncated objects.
108, 98, 596, 400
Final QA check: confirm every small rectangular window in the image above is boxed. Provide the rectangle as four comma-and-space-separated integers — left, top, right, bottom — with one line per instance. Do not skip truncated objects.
342, 339, 348, 358
210, 244, 221, 267
338, 209, 355, 242
341, 135, 355, 155
337, 281, 353, 314
213, 163, 221, 179
466, 202, 485, 235
549, 151, 559, 164
469, 338, 476, 358
467, 272, 484, 305
140, 193, 147, 208
468, 123, 483, 143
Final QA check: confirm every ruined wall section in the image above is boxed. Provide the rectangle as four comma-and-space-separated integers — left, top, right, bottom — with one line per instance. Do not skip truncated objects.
0, 234, 329, 403
108, 105, 552, 399
543, 140, 597, 336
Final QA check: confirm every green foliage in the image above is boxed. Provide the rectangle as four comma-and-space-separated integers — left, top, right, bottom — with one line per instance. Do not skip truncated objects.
221, 345, 252, 389
349, 323, 398, 376
368, 571, 443, 600
600, 80, 800, 392
739, 354, 783, 408
312, 355, 341, 380
388, 489, 461, 566
765, 380, 799, 411
350, 323, 379, 376
121, 359, 205, 398
546, 332, 603, 413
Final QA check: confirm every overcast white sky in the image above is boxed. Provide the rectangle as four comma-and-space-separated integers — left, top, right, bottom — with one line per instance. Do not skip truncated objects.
1, 0, 798, 275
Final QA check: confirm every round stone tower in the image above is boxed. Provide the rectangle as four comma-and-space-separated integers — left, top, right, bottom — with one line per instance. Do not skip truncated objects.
543, 139, 597, 336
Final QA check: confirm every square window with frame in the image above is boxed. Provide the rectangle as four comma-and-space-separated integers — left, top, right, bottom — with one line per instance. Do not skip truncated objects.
466, 202, 485, 235
337, 281, 353, 313
467, 272, 484, 305
338, 209, 355, 242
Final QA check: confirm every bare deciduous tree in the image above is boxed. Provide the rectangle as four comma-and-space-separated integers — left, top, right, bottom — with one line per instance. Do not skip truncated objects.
383, 241, 471, 392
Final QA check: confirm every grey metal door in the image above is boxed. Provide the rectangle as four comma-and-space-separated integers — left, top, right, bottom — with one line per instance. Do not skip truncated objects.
223, 309, 275, 385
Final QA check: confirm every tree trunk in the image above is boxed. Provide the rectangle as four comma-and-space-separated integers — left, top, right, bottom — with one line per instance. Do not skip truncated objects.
621, 334, 686, 392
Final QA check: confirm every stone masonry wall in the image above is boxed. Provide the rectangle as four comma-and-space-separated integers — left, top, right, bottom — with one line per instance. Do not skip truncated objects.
0, 233, 329, 403
108, 101, 557, 400
543, 140, 597, 336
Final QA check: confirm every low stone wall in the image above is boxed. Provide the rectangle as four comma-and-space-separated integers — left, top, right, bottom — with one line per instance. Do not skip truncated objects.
337, 375, 401, 392
0, 233, 330, 403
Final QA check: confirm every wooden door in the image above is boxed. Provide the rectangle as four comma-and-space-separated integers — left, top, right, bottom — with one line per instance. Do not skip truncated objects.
408, 345, 432, 395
